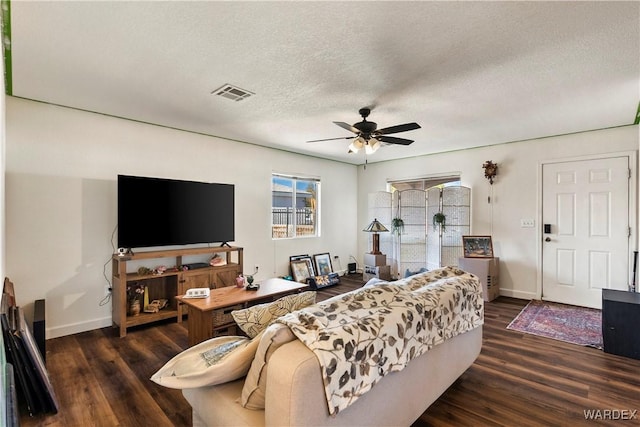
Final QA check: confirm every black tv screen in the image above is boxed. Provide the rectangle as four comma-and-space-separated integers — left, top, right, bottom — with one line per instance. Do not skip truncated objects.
117, 175, 234, 249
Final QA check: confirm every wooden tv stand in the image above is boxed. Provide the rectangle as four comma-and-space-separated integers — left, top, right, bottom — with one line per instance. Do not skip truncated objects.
111, 246, 243, 337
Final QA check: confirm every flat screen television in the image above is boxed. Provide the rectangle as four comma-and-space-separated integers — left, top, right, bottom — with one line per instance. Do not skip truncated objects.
117, 175, 235, 249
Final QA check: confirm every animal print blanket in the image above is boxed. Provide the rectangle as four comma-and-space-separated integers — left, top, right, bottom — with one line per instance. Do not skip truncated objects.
276, 267, 484, 415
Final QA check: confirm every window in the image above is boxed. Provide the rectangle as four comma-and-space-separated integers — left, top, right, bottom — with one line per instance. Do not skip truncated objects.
388, 175, 461, 192
272, 174, 320, 239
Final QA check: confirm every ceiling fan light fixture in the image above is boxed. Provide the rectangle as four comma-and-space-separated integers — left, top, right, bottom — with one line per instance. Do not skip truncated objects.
365, 138, 381, 154
348, 136, 365, 153
308, 108, 420, 155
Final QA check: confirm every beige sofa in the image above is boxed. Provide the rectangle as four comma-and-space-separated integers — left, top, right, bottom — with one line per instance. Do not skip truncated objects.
182, 269, 483, 426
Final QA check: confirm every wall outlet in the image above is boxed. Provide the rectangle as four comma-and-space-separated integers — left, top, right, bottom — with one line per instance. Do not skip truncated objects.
520, 219, 535, 228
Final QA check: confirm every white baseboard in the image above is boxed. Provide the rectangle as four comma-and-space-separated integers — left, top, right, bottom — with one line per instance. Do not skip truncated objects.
46, 316, 112, 339
498, 289, 537, 301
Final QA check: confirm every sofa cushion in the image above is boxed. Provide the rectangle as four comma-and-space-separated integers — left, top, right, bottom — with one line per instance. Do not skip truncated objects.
240, 323, 296, 409
183, 378, 266, 427
150, 334, 260, 389
231, 291, 316, 338
405, 267, 428, 278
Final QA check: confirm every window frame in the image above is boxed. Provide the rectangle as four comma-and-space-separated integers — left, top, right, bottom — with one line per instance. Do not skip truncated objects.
271, 173, 320, 239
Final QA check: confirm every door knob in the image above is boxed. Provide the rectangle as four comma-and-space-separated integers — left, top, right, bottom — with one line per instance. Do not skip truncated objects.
545, 237, 551, 242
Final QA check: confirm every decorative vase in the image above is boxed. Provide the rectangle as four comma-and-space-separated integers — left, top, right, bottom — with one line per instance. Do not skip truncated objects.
128, 299, 141, 316
236, 275, 246, 288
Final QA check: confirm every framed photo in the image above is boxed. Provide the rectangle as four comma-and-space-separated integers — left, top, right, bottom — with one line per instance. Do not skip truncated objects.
290, 259, 313, 283
289, 254, 316, 276
462, 235, 494, 258
313, 253, 333, 275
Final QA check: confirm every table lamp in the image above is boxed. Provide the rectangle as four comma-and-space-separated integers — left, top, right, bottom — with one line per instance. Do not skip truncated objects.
363, 218, 389, 255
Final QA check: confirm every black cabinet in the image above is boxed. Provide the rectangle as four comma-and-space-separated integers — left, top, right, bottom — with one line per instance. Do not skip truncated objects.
602, 289, 640, 360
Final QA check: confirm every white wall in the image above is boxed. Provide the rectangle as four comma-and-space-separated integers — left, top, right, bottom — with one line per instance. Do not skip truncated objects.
5, 97, 358, 338
357, 126, 638, 299
6, 95, 638, 338
0, 55, 5, 292
0, 53, 5, 427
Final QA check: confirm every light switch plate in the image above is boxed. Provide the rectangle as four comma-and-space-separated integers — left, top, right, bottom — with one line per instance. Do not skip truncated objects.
520, 219, 535, 228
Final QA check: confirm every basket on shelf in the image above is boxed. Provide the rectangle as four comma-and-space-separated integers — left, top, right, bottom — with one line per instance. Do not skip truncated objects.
211, 304, 242, 326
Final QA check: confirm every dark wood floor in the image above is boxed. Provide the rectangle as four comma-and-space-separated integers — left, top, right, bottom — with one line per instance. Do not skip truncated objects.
20, 275, 640, 427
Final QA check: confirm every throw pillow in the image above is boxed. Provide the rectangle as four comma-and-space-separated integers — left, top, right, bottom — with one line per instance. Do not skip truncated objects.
363, 277, 386, 288
404, 267, 428, 278
150, 334, 261, 389
231, 291, 316, 338
240, 323, 296, 409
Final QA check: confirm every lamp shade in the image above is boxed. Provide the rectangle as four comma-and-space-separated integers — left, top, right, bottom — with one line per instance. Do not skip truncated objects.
363, 218, 388, 255
363, 218, 389, 233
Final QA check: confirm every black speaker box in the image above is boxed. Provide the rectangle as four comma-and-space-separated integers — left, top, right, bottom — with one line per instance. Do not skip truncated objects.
33, 299, 46, 362
348, 263, 357, 274
602, 289, 640, 360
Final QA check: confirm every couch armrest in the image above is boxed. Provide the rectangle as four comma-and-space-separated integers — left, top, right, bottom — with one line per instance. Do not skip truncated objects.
265, 339, 326, 426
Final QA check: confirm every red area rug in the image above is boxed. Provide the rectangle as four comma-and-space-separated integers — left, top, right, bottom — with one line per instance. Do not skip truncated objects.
507, 300, 602, 349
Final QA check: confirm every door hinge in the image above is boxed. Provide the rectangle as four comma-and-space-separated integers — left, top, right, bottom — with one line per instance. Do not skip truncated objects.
630, 227, 633, 238
629, 168, 632, 179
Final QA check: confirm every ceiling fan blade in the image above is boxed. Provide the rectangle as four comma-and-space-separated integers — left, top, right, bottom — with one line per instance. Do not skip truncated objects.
307, 135, 355, 143
378, 135, 414, 145
376, 122, 421, 135
333, 121, 360, 134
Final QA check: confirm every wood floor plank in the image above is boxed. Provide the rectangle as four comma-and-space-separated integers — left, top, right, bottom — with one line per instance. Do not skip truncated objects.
18, 276, 640, 427
20, 334, 120, 427
75, 329, 179, 427
416, 296, 640, 427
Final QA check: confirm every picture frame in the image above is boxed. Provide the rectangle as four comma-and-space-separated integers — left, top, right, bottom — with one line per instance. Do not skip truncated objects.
289, 254, 316, 276
15, 307, 59, 414
2, 313, 38, 415
290, 259, 313, 283
462, 235, 494, 258
1, 307, 59, 415
313, 252, 333, 275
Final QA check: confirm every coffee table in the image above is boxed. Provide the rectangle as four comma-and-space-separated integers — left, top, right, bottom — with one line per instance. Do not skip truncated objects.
177, 278, 309, 346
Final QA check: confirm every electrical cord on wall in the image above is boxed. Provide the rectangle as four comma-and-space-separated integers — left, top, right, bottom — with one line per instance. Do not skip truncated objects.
489, 184, 494, 235
99, 257, 112, 307
99, 224, 118, 307
333, 255, 342, 275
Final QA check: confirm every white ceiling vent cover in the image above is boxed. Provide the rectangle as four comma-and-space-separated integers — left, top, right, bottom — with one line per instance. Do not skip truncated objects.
212, 84, 254, 101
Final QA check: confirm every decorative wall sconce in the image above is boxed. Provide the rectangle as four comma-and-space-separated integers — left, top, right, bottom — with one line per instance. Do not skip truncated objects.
482, 161, 498, 185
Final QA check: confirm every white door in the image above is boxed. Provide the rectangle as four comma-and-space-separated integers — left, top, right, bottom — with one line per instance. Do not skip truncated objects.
542, 156, 630, 309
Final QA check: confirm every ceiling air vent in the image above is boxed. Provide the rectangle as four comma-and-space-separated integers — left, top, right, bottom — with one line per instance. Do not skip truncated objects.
212, 84, 254, 102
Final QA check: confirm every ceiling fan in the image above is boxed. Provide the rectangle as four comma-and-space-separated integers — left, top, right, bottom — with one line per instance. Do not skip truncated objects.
307, 107, 421, 155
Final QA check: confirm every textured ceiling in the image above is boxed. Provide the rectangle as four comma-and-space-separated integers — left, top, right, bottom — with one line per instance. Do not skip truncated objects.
7, 1, 640, 165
